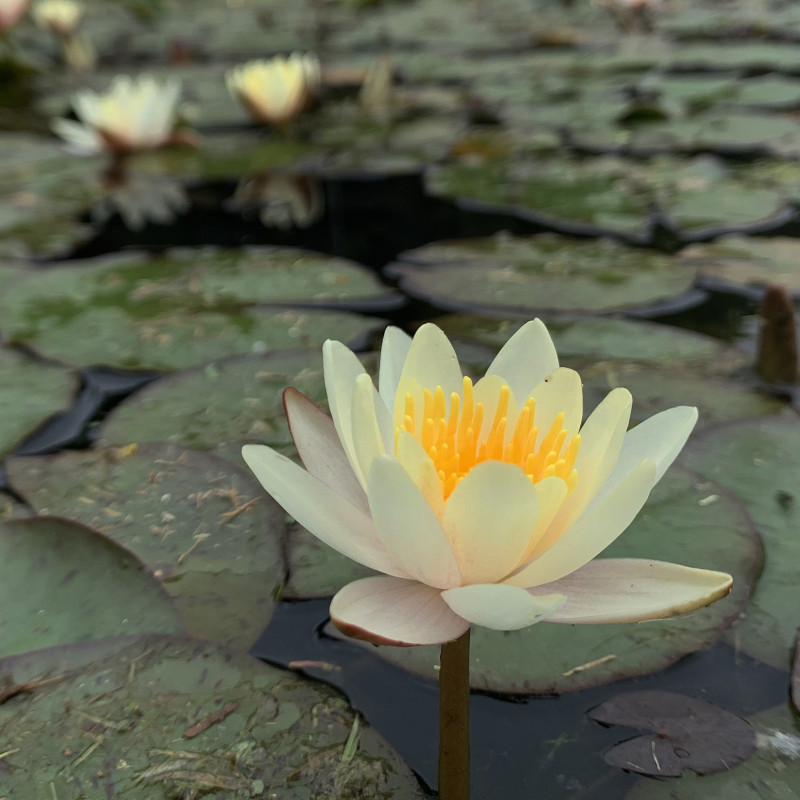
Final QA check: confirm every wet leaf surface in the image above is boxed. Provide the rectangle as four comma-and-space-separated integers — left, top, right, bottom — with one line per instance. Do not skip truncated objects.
589, 690, 756, 777
7, 442, 284, 651
682, 417, 800, 671
0, 634, 426, 799
0, 517, 184, 658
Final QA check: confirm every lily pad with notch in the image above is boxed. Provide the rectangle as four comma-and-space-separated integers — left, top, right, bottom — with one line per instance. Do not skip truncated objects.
0, 517, 184, 659
388, 234, 697, 315
589, 690, 756, 778
6, 442, 284, 652
0, 634, 426, 799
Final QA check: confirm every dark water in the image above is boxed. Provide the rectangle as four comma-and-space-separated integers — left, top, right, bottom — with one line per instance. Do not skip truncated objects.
10, 169, 793, 799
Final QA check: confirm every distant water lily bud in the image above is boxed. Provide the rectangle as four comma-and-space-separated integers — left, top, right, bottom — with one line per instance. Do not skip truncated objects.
226, 52, 321, 126
52, 75, 184, 155
33, 0, 83, 36
243, 320, 733, 647
0, 0, 32, 30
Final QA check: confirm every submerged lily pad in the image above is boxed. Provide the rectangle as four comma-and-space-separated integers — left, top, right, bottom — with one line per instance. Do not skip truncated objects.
0, 249, 390, 370
0, 517, 184, 658
0, 346, 77, 458
681, 236, 800, 296
0, 635, 425, 799
333, 467, 758, 694
682, 416, 800, 671
389, 234, 696, 315
625, 703, 800, 800
7, 443, 284, 651
98, 351, 328, 457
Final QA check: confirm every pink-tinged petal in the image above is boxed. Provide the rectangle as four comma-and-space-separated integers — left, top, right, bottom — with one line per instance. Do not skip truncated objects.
528, 559, 733, 624
442, 462, 538, 585
395, 323, 463, 412
395, 430, 445, 519
242, 444, 404, 577
516, 476, 569, 565
378, 326, 412, 409
485, 319, 559, 402
331, 576, 470, 646
596, 406, 698, 502
284, 388, 368, 514
529, 367, 583, 438
533, 388, 632, 557
441, 583, 566, 630
472, 374, 519, 441
323, 339, 370, 486
368, 456, 461, 590
350, 373, 389, 485
505, 459, 657, 588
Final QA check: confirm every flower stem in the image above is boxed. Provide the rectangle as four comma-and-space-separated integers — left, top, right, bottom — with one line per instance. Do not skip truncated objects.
438, 628, 470, 800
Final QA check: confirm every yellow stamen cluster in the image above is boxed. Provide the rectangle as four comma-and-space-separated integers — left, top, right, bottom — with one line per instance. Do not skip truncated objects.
397, 377, 580, 499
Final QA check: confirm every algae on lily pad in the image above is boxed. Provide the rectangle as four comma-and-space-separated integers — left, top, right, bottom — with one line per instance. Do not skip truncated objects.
330, 467, 759, 694
0, 635, 426, 799
0, 249, 389, 370
7, 442, 284, 651
682, 416, 800, 671
0, 517, 184, 659
389, 234, 697, 315
0, 346, 78, 458
681, 235, 800, 296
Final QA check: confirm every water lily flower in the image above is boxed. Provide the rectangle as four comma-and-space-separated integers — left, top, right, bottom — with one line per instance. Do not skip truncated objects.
52, 75, 184, 155
226, 52, 321, 126
32, 0, 82, 36
243, 321, 733, 646
0, 0, 31, 30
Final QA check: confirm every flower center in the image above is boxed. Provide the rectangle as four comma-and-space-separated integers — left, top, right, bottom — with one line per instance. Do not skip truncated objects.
396, 376, 580, 499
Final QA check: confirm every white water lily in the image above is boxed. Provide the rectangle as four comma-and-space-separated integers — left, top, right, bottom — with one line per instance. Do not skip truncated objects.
243, 321, 733, 646
0, 0, 30, 30
33, 0, 82, 35
52, 75, 182, 155
226, 53, 321, 126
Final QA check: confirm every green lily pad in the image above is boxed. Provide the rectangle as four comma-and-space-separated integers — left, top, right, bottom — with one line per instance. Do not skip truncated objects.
337, 467, 759, 694
0, 249, 391, 370
0, 517, 184, 659
6, 442, 284, 651
389, 234, 697, 315
0, 634, 425, 799
625, 703, 800, 800
0, 134, 100, 258
0, 346, 78, 458
680, 236, 800, 296
681, 416, 800, 671
98, 351, 328, 456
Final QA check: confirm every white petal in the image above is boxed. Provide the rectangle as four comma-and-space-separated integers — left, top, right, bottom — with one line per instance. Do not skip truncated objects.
330, 576, 470, 646
596, 406, 698, 503
395, 430, 445, 519
51, 118, 102, 154
395, 323, 463, 411
284, 388, 368, 514
505, 459, 657, 587
350, 373, 388, 485
485, 319, 559, 401
323, 339, 370, 486
378, 326, 412, 409
516, 476, 569, 565
441, 583, 566, 630
529, 367, 583, 439
368, 456, 461, 590
442, 462, 538, 585
241, 444, 403, 576
533, 388, 632, 557
529, 558, 733, 624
